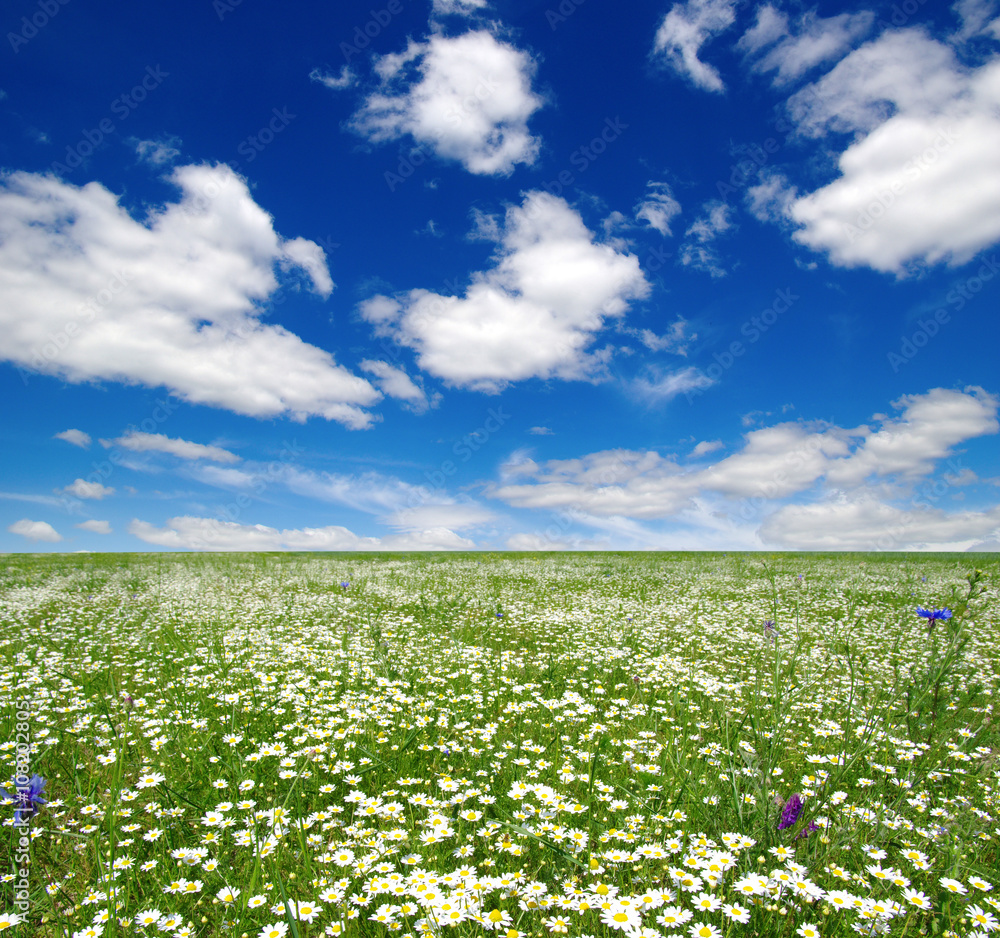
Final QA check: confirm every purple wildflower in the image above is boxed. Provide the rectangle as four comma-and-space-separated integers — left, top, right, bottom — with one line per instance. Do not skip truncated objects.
794, 821, 820, 841
3, 775, 47, 823
778, 792, 804, 830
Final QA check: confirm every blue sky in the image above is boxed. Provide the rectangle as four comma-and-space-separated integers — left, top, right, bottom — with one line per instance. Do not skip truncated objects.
2, 0, 999, 552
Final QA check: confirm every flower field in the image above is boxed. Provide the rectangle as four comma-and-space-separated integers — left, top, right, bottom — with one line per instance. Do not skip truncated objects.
1, 551, 999, 938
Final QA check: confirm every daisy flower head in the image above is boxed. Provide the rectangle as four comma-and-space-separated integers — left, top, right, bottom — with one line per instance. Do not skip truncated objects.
601, 903, 642, 932
967, 904, 999, 932
722, 902, 750, 923
687, 922, 722, 938
796, 925, 820, 938
296, 901, 323, 923
902, 888, 932, 910
258, 925, 288, 938
656, 906, 693, 929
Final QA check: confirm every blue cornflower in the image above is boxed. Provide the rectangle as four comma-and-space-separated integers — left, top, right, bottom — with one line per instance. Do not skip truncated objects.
340, 581, 350, 589
916, 606, 952, 629
3, 774, 47, 823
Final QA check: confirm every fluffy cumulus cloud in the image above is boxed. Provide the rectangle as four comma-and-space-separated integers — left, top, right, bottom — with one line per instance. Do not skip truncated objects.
360, 191, 649, 390
63, 479, 115, 500
76, 519, 112, 534
489, 386, 1000, 549
779, 29, 1000, 272
0, 164, 380, 427
54, 428, 91, 448
651, 0, 737, 93
105, 432, 240, 463
350, 30, 543, 175
128, 516, 475, 551
8, 519, 62, 542
738, 5, 874, 85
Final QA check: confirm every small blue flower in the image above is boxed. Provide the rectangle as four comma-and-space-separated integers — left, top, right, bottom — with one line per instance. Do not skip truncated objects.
3, 774, 47, 823
916, 606, 952, 631
340, 581, 350, 589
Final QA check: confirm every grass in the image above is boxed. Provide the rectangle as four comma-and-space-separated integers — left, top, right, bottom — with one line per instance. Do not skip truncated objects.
1, 550, 998, 938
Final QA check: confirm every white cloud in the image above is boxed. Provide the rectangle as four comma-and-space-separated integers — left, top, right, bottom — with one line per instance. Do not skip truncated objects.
528, 426, 553, 435
135, 137, 181, 165
191, 466, 257, 489
309, 65, 355, 90
760, 495, 1000, 551
489, 387, 999, 531
385, 502, 496, 531
736, 4, 788, 53
651, 0, 737, 93
63, 479, 115, 500
76, 519, 112, 534
739, 6, 874, 85
782, 29, 1000, 272
506, 532, 573, 550
107, 431, 240, 463
0, 164, 380, 427
690, 439, 723, 457
635, 181, 682, 235
54, 428, 91, 448
745, 170, 797, 223
359, 359, 438, 413
8, 519, 62, 542
952, 0, 1000, 40
431, 0, 488, 15
128, 516, 475, 551
350, 30, 543, 175
627, 318, 693, 354
631, 365, 714, 403
680, 201, 734, 276
825, 386, 999, 486
360, 191, 649, 390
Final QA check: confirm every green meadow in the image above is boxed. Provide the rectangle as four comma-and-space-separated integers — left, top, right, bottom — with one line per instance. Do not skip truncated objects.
1, 552, 998, 938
